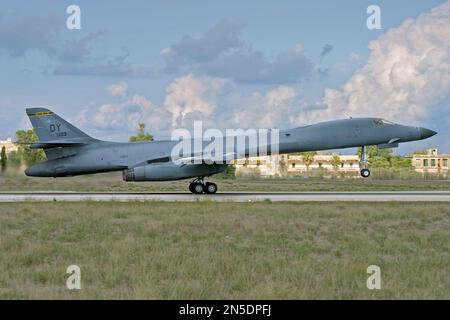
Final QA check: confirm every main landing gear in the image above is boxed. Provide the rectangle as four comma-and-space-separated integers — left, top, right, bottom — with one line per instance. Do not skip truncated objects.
360, 145, 371, 178
189, 177, 218, 194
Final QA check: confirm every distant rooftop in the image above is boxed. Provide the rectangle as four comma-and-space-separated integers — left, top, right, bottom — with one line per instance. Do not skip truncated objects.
412, 148, 449, 157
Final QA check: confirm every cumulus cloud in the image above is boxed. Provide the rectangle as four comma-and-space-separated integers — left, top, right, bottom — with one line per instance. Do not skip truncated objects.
57, 31, 106, 63
314, 1, 450, 124
107, 81, 128, 97
205, 44, 314, 84
82, 74, 226, 137
0, 14, 61, 57
0, 11, 152, 78
162, 20, 314, 84
82, 77, 301, 139
163, 74, 226, 127
230, 85, 297, 128
85, 95, 171, 133
162, 20, 244, 73
0, 12, 100, 62
51, 46, 154, 78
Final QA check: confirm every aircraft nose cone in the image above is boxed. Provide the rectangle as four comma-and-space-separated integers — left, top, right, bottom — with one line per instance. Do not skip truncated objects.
419, 127, 437, 139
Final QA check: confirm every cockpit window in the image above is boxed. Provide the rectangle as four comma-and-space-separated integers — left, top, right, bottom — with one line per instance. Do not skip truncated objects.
373, 119, 394, 125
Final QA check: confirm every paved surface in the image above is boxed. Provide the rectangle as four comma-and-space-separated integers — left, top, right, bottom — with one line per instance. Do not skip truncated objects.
1, 191, 450, 202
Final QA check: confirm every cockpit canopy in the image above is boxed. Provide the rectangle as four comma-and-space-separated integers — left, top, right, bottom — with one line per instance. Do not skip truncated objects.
373, 119, 395, 125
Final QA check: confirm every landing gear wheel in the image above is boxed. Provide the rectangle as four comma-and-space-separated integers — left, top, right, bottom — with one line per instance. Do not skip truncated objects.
205, 182, 218, 194
189, 177, 218, 194
360, 169, 371, 178
359, 145, 370, 178
192, 182, 205, 194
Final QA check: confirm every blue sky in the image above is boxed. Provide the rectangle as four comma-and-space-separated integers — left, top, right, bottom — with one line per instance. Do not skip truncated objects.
0, 0, 449, 154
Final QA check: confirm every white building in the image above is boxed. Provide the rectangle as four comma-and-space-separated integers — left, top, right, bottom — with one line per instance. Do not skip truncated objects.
286, 154, 361, 174
411, 148, 450, 174
0, 138, 18, 154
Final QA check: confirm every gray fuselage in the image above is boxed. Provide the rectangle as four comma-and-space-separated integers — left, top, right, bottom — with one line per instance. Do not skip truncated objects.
25, 117, 435, 180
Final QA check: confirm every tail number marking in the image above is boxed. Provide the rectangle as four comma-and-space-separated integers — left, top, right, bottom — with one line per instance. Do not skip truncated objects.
50, 123, 67, 137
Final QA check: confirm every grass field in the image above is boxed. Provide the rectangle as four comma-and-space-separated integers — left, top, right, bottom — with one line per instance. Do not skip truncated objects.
1, 171, 450, 192
0, 201, 448, 299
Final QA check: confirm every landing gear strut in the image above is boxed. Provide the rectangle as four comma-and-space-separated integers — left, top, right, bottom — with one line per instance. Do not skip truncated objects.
360, 145, 371, 178
189, 177, 218, 194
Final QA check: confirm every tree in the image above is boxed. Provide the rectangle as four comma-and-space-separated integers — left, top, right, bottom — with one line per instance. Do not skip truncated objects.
412, 150, 429, 155
129, 123, 154, 142
300, 151, 317, 171
6, 150, 21, 166
390, 155, 412, 168
1, 146, 6, 172
357, 146, 392, 168
356, 146, 413, 168
216, 164, 236, 179
330, 154, 342, 171
370, 155, 391, 168
15, 129, 46, 166
278, 155, 288, 177
364, 146, 393, 160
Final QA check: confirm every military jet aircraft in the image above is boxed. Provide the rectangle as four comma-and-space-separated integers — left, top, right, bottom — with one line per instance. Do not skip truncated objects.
23, 107, 436, 194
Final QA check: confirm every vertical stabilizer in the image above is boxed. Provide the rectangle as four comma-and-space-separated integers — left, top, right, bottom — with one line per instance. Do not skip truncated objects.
26, 107, 95, 143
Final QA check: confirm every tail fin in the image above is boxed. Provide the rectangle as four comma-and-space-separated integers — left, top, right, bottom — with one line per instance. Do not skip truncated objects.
26, 107, 95, 143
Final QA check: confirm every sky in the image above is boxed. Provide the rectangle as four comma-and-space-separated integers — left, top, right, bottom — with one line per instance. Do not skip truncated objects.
0, 0, 449, 154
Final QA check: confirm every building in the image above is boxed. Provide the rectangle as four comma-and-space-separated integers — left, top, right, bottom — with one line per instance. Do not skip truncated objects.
411, 148, 450, 174
234, 154, 361, 177
233, 154, 283, 176
286, 154, 360, 174
0, 138, 18, 154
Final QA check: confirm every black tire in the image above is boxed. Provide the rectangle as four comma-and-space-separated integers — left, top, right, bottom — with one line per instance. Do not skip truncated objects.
205, 182, 218, 194
189, 183, 195, 193
360, 169, 371, 178
192, 182, 205, 194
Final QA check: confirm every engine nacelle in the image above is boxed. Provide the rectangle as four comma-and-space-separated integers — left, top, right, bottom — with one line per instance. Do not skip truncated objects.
122, 162, 227, 181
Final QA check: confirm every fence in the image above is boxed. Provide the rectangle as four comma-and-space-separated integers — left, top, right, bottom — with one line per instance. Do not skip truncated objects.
235, 167, 450, 180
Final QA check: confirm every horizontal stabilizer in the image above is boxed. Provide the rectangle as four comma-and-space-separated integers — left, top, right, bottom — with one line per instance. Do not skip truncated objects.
16, 141, 87, 149
173, 152, 238, 166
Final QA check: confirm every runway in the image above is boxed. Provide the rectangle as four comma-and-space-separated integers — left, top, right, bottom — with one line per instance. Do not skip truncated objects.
0, 191, 450, 202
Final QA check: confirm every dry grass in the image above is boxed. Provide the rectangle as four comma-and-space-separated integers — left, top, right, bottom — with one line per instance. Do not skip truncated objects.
0, 201, 448, 299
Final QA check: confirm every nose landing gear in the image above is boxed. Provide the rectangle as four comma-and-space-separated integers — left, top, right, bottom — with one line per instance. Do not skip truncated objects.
360, 168, 371, 178
189, 177, 218, 194
360, 145, 371, 178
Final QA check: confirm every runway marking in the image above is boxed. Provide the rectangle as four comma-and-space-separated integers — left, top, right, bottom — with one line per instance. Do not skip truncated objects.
0, 192, 450, 202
